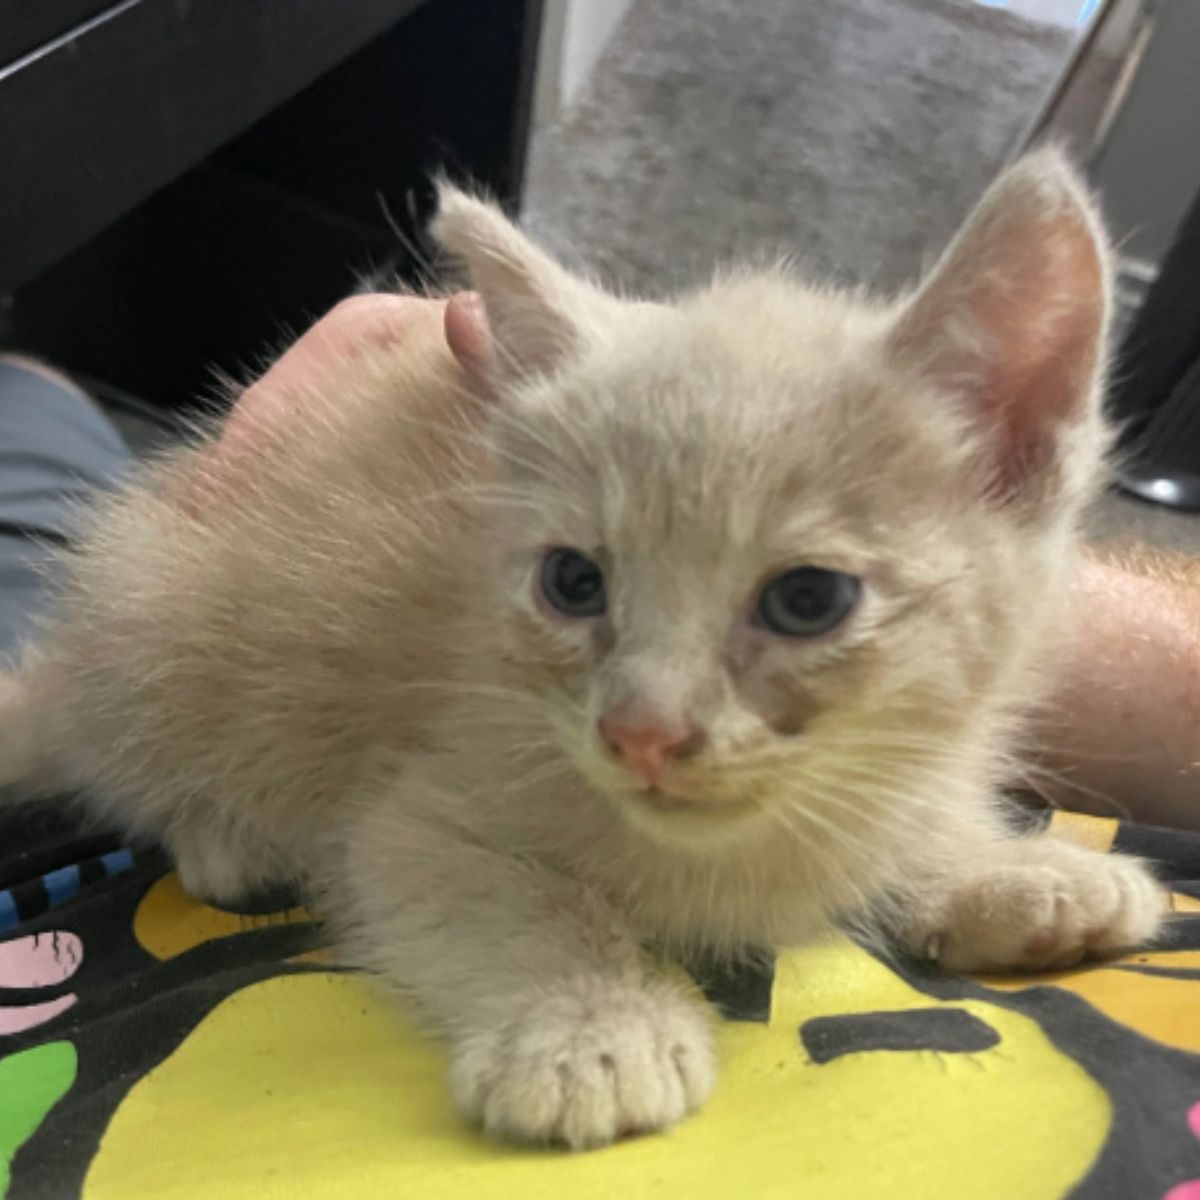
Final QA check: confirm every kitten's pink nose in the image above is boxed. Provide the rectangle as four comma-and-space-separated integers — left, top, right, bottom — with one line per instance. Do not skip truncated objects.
598, 711, 708, 784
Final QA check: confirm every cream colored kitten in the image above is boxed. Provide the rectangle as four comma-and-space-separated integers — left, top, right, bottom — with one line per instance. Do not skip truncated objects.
0, 150, 1164, 1149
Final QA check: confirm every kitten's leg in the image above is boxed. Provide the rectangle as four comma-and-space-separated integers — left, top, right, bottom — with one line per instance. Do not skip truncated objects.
329, 790, 716, 1150
165, 812, 287, 908
0, 665, 54, 791
0, 659, 282, 907
895, 807, 1166, 973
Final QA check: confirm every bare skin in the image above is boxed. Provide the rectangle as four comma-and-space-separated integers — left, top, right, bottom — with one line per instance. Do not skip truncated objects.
1036, 552, 1200, 831
212, 292, 485, 477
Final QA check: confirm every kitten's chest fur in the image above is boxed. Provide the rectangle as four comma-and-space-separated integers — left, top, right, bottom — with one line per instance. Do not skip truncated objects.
419, 736, 929, 952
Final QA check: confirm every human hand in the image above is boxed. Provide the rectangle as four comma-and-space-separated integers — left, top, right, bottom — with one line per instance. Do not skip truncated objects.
212, 291, 489, 477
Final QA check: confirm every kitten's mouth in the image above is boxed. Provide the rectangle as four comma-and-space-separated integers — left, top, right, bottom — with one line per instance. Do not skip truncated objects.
633, 784, 757, 824
576, 752, 760, 829
640, 787, 705, 814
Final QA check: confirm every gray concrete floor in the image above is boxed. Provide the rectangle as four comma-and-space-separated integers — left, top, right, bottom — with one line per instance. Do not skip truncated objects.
963, 0, 1098, 28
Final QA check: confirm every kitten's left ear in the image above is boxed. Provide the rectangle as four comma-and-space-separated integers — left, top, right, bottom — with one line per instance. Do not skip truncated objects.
887, 149, 1111, 505
432, 185, 620, 387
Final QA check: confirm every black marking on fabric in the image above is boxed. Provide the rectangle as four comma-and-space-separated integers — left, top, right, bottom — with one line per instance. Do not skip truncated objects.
801, 1007, 1000, 1064
686, 949, 775, 1023
1107, 964, 1200, 982
14, 876, 50, 925
78, 857, 108, 888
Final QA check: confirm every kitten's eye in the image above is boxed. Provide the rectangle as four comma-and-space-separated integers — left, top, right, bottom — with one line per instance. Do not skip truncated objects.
539, 548, 607, 618
757, 567, 861, 638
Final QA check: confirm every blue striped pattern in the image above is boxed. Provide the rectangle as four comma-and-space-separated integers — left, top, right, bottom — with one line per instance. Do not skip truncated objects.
100, 848, 135, 876
43, 864, 81, 907
0, 845, 136, 936
0, 890, 17, 934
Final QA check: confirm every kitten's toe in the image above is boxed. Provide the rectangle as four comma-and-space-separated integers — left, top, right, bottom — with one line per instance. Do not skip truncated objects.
913, 840, 1166, 974
450, 979, 716, 1149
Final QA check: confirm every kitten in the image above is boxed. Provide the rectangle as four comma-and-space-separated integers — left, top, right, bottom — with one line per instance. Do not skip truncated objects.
0, 150, 1164, 1149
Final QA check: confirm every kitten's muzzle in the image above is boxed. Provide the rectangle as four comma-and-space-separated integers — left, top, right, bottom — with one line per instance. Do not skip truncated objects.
597, 707, 708, 786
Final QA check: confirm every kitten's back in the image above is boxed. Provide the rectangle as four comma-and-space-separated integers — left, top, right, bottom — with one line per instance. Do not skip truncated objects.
6, 329, 488, 847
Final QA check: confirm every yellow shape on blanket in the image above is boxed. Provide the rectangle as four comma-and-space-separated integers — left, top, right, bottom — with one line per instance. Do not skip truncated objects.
1047, 810, 1118, 853
82, 938, 1108, 1200
133, 873, 310, 961
747, 938, 1109, 1199
984, 948, 1200, 1054
83, 973, 447, 1200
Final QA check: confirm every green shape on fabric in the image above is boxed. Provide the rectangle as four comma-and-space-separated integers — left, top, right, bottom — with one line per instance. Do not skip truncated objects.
0, 1041, 77, 1197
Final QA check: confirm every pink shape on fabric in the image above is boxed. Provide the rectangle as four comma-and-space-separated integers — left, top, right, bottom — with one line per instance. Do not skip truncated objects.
1189, 1101, 1200, 1142
0, 932, 83, 988
0, 993, 76, 1034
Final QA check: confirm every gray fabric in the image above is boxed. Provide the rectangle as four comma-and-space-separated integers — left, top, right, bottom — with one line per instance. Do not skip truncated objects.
0, 363, 130, 656
526, 0, 1074, 297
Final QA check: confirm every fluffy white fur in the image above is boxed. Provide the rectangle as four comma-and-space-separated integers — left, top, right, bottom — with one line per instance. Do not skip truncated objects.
0, 150, 1164, 1148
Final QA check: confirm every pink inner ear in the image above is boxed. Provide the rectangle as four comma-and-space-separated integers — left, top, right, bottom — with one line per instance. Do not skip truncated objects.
976, 210, 1105, 499
893, 184, 1107, 504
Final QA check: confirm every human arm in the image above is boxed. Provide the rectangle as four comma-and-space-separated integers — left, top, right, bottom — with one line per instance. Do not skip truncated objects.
1034, 550, 1200, 831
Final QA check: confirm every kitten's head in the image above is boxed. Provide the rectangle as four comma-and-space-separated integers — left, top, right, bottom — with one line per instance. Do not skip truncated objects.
433, 152, 1110, 848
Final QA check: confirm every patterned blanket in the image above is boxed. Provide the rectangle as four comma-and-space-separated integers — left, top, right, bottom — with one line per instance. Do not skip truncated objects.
2, 805, 1199, 1199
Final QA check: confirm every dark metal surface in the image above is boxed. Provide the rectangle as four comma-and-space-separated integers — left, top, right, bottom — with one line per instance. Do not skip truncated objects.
0, 0, 431, 292
2, 0, 544, 407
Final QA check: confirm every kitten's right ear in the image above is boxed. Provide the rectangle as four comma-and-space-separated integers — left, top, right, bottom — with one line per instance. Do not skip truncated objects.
432, 185, 617, 387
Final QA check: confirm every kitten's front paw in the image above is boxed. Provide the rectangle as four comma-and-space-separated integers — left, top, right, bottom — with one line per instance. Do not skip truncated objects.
450, 980, 716, 1150
912, 840, 1165, 974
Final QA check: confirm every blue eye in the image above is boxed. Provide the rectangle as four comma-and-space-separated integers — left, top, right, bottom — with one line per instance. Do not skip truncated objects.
757, 567, 860, 637
540, 548, 607, 618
